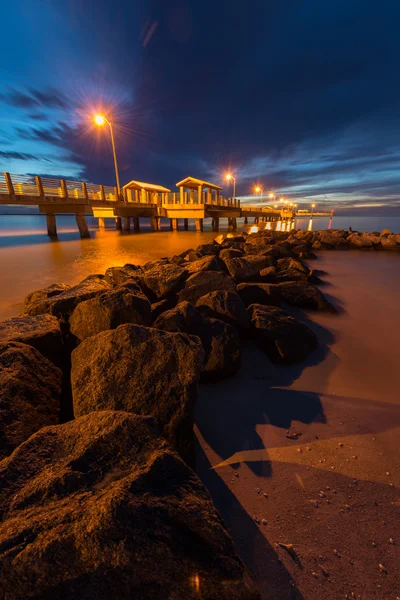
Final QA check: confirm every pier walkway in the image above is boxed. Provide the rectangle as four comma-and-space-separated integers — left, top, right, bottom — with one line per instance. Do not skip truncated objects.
0, 172, 293, 238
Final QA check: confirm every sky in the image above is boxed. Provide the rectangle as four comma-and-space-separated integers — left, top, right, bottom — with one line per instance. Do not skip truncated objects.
1, 0, 400, 212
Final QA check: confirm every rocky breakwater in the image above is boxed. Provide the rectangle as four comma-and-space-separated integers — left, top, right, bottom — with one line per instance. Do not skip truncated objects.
0, 228, 344, 599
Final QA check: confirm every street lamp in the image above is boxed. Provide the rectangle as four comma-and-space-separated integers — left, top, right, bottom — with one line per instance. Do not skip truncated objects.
225, 173, 236, 199
311, 203, 316, 217
255, 186, 263, 206
94, 114, 121, 200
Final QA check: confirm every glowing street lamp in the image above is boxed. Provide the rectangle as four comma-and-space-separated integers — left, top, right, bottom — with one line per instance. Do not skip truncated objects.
254, 185, 263, 205
311, 203, 316, 217
225, 173, 236, 199
94, 114, 121, 199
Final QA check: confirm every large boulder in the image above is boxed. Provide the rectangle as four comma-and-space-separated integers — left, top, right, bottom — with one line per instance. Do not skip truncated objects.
71, 324, 204, 463
0, 411, 259, 600
178, 271, 236, 305
0, 341, 62, 459
141, 263, 187, 300
259, 266, 277, 283
195, 291, 250, 332
248, 304, 318, 364
22, 275, 111, 320
348, 234, 373, 248
277, 257, 310, 274
223, 257, 258, 282
243, 254, 274, 271
104, 263, 142, 286
279, 281, 337, 312
153, 301, 241, 382
185, 254, 225, 274
219, 248, 244, 260
0, 314, 63, 366
276, 268, 310, 283
236, 283, 281, 308
380, 235, 398, 248
21, 283, 71, 315
70, 283, 152, 342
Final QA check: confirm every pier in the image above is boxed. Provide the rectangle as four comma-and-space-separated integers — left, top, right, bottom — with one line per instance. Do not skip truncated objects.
1, 172, 298, 238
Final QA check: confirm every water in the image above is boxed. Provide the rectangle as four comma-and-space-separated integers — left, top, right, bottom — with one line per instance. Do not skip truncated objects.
0, 213, 399, 321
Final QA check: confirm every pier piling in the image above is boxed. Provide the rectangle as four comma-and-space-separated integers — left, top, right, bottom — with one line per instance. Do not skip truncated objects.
115, 217, 122, 231
46, 214, 57, 237
75, 215, 90, 238
123, 217, 131, 232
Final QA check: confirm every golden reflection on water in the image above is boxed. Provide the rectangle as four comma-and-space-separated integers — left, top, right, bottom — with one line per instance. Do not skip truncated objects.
308, 218, 313, 231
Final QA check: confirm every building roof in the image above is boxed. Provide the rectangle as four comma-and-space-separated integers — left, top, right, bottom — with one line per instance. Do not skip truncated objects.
175, 176, 223, 190
123, 180, 171, 193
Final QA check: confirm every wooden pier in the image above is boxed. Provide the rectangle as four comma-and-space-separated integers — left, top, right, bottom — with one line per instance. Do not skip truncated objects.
0, 173, 295, 238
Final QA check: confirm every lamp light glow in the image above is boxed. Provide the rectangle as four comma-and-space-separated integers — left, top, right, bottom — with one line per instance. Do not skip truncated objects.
94, 114, 106, 126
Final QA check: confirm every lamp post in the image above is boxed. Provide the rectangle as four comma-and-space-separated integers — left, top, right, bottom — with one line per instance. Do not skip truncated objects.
255, 186, 263, 206
311, 203, 315, 217
225, 173, 236, 199
94, 114, 122, 200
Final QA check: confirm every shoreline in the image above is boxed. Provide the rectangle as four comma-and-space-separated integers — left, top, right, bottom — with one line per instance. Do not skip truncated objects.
0, 227, 399, 599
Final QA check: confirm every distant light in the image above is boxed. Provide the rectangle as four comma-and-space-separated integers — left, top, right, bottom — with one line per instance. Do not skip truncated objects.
255, 186, 262, 193
268, 192, 274, 199
94, 114, 106, 126
225, 173, 232, 181
312, 203, 316, 208
279, 197, 284, 202
274, 204, 278, 208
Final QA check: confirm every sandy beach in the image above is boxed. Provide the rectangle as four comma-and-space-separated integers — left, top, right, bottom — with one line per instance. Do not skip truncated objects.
196, 250, 400, 599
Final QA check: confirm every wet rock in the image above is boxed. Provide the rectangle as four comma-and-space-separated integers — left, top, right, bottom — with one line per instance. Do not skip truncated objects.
236, 283, 281, 308
223, 257, 259, 282
0, 411, 259, 600
276, 268, 311, 283
381, 228, 392, 236
312, 240, 323, 250
141, 262, 187, 300
380, 236, 398, 248
178, 271, 236, 305
185, 254, 226, 274
220, 248, 244, 260
22, 275, 111, 320
195, 242, 220, 255
348, 234, 373, 248
70, 283, 152, 342
104, 263, 142, 286
277, 257, 310, 274
248, 304, 318, 364
278, 281, 337, 312
196, 291, 250, 332
154, 301, 240, 382
0, 313, 63, 366
151, 295, 178, 322
318, 233, 347, 248
0, 341, 62, 459
71, 324, 204, 463
21, 282, 71, 316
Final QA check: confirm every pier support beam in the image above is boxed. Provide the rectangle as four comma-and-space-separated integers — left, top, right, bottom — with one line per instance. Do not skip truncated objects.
98, 217, 105, 230
150, 217, 158, 232
46, 214, 57, 237
123, 217, 131, 231
244, 216, 248, 224
133, 216, 140, 232
171, 218, 178, 231
232, 217, 237, 230
211, 217, 219, 231
115, 217, 122, 231
75, 214, 90, 239
195, 218, 203, 232
183, 218, 188, 230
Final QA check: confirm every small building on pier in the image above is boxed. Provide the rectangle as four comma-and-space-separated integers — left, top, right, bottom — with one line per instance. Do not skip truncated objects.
123, 180, 171, 205
175, 176, 222, 204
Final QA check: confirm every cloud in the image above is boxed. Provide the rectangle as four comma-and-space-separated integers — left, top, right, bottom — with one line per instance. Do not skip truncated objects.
0, 151, 52, 162
3, 87, 67, 110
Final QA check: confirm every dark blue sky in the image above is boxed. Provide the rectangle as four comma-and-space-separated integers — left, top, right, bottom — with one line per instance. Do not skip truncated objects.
1, 0, 400, 211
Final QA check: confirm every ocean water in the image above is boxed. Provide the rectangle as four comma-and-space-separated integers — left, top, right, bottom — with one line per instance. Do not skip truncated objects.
0, 213, 399, 321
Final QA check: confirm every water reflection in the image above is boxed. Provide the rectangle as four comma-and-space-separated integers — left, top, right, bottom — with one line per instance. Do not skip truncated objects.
308, 218, 313, 231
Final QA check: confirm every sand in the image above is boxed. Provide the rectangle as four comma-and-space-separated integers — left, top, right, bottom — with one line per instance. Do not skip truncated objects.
195, 250, 400, 600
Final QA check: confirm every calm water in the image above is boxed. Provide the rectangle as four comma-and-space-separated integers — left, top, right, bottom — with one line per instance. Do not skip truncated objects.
0, 213, 399, 320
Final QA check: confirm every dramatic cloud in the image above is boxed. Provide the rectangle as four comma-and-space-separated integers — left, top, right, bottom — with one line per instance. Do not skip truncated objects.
0, 151, 52, 163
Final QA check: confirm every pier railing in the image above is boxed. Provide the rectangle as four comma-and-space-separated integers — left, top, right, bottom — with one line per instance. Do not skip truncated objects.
0, 173, 117, 201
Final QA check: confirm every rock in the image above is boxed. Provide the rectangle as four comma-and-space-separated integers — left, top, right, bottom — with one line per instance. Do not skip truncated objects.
318, 233, 346, 248
195, 242, 220, 255
22, 275, 111, 320
277, 257, 310, 274
294, 230, 314, 242
21, 282, 71, 315
104, 263, 142, 286
236, 283, 281, 308
223, 257, 259, 282
0, 341, 62, 459
312, 240, 323, 250
71, 324, 204, 463
265, 245, 293, 258
219, 248, 244, 260
0, 411, 259, 600
381, 228, 392, 236
279, 281, 337, 312
243, 243, 273, 256
259, 266, 277, 282
195, 291, 250, 331
70, 283, 152, 342
141, 263, 187, 300
178, 271, 236, 305
154, 301, 241, 382
243, 255, 274, 271
276, 268, 310, 283
349, 234, 373, 248
185, 254, 226, 274
361, 233, 380, 246
142, 257, 170, 270
151, 296, 178, 322
0, 314, 63, 366
380, 236, 398, 248
248, 304, 318, 364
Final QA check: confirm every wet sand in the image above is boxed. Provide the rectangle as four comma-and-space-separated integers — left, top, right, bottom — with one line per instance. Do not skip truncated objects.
196, 251, 400, 600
